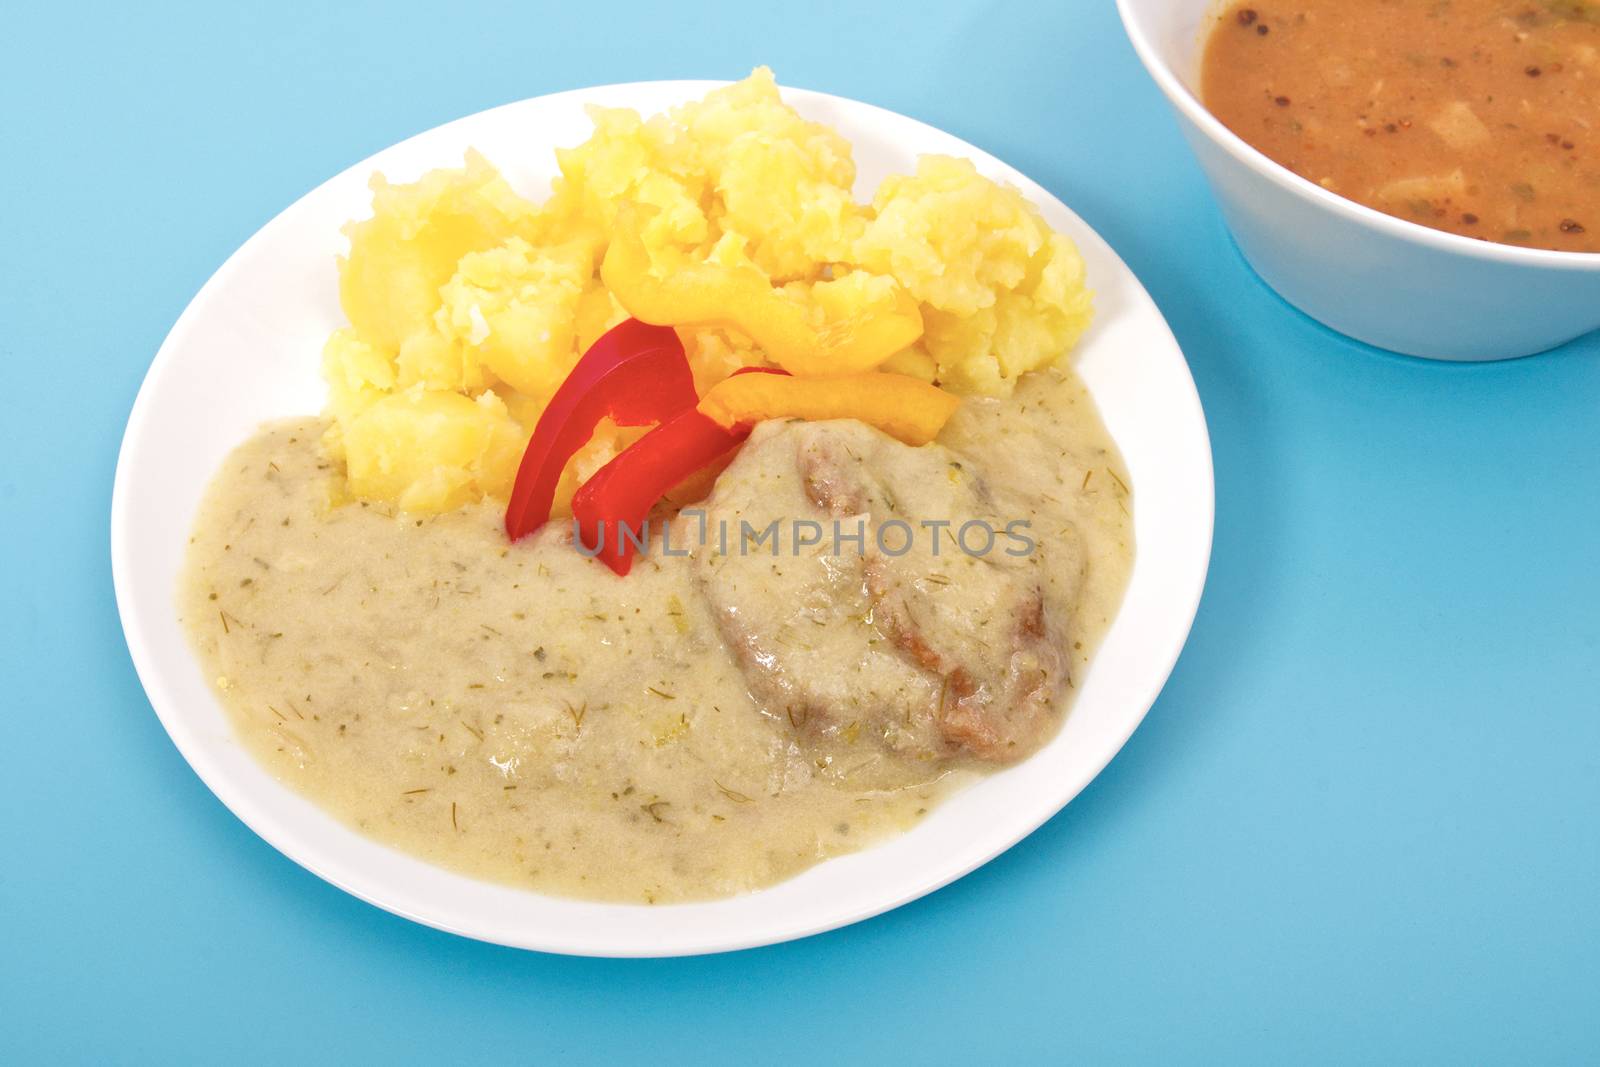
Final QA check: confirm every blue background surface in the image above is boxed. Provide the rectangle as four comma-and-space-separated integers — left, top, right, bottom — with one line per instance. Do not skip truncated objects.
4, 0, 1598, 1061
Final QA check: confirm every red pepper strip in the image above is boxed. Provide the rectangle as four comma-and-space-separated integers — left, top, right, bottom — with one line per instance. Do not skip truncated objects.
504, 318, 697, 541
571, 410, 746, 576
572, 367, 789, 576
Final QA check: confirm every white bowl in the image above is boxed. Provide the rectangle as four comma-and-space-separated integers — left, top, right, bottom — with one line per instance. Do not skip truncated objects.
111, 81, 1214, 956
1117, 0, 1600, 361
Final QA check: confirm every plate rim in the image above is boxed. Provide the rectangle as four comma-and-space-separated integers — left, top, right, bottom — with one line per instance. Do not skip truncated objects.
111, 79, 1215, 957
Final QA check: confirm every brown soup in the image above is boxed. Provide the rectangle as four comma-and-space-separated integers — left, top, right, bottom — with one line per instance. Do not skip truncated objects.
1203, 0, 1600, 252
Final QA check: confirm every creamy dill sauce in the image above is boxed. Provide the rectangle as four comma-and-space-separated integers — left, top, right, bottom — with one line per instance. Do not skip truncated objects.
180, 369, 1133, 903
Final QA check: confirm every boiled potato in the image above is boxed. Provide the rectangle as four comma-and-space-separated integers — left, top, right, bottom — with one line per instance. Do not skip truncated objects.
339, 151, 541, 356
854, 155, 1093, 393
341, 389, 523, 513
323, 69, 1094, 514
435, 237, 591, 397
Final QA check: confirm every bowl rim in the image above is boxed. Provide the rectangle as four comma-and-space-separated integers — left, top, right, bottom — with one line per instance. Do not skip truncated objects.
1115, 0, 1600, 272
109, 78, 1216, 957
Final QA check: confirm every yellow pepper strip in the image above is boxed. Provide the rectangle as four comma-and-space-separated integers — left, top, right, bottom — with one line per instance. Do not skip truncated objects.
698, 371, 961, 447
600, 214, 923, 377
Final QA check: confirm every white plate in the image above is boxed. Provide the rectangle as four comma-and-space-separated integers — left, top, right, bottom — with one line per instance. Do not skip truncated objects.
111, 81, 1214, 957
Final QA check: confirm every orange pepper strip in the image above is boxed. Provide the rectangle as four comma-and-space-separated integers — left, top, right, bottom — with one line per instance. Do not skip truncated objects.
599, 213, 923, 377
697, 371, 961, 447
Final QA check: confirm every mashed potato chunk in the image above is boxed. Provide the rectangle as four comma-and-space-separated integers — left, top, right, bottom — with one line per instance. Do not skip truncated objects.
323, 68, 1094, 514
